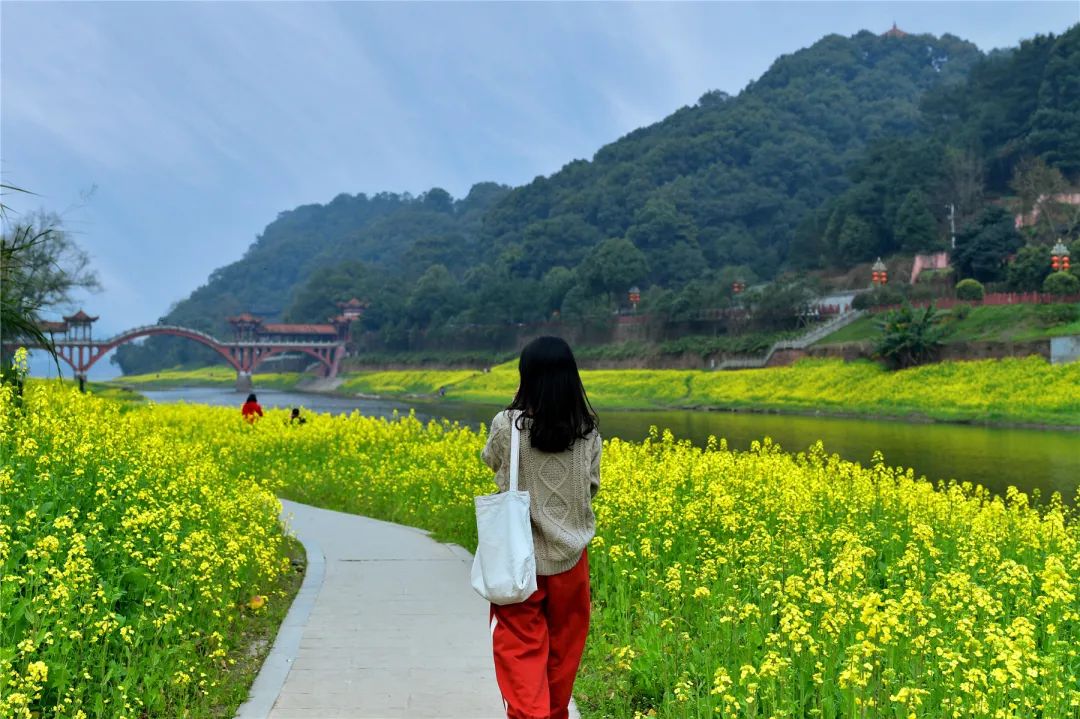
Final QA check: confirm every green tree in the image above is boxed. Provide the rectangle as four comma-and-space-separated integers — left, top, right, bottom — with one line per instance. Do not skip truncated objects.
421, 187, 454, 213
1005, 245, 1051, 291
287, 260, 374, 322
835, 215, 879, 263
1, 212, 100, 383
895, 190, 940, 252
579, 238, 649, 299
955, 278, 985, 301
540, 266, 576, 318
405, 265, 462, 326
1042, 271, 1080, 296
1027, 27, 1080, 177
952, 207, 1024, 283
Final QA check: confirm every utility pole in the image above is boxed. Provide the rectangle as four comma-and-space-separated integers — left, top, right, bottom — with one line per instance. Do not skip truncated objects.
946, 203, 956, 249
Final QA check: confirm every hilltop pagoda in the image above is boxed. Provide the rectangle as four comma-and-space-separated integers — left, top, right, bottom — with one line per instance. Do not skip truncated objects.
882, 22, 908, 38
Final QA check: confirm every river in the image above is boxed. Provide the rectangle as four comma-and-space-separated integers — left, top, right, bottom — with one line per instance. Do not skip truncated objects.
140, 386, 1079, 504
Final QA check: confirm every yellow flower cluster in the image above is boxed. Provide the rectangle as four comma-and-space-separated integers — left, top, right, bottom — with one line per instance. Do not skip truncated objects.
331, 357, 1080, 425
6, 375, 1077, 718
0, 383, 289, 719
133, 399, 1078, 717
586, 434, 1078, 717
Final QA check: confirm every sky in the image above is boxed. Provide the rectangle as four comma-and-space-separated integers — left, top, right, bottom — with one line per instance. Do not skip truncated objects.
2, 1, 1078, 378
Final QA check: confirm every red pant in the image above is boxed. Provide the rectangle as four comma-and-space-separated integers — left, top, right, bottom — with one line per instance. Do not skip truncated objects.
490, 551, 590, 719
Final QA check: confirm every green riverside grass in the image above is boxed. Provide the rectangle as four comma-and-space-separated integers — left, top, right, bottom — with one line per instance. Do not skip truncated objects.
124, 357, 1078, 426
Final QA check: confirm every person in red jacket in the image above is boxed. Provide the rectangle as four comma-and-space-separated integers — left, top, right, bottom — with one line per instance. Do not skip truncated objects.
241, 393, 263, 423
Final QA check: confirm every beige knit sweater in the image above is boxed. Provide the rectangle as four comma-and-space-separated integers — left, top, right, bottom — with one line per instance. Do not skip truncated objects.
481, 410, 601, 575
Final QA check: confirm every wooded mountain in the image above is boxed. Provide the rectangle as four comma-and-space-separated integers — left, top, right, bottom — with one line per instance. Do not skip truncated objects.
115, 25, 1079, 373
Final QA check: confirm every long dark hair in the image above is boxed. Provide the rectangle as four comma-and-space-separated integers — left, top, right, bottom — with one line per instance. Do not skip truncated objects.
246, 393, 257, 403
508, 336, 597, 453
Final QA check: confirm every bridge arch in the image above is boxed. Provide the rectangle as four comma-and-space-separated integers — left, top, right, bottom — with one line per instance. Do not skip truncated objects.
55, 325, 243, 376
47, 324, 344, 386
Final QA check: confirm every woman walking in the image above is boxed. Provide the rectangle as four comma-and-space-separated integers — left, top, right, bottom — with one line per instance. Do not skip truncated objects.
481, 336, 601, 719
241, 393, 263, 423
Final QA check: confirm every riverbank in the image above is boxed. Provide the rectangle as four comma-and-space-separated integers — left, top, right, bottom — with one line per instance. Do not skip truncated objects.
115, 356, 1080, 428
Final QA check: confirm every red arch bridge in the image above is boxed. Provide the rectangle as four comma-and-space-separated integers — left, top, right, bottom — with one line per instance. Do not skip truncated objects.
22, 311, 348, 391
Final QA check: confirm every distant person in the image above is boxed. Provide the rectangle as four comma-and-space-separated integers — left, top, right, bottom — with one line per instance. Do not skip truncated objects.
289, 407, 306, 425
241, 393, 263, 423
481, 336, 600, 719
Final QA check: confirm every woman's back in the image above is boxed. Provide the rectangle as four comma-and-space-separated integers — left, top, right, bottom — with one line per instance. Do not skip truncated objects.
482, 410, 601, 575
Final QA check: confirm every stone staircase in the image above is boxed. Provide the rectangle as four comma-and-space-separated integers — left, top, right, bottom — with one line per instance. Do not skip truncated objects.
715, 309, 865, 370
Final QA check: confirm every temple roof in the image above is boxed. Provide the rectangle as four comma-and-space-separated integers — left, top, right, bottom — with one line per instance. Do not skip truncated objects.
882, 22, 908, 38
228, 313, 262, 324
63, 310, 98, 323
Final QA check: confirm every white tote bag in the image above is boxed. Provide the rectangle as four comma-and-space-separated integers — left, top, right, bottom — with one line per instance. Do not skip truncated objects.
471, 412, 538, 605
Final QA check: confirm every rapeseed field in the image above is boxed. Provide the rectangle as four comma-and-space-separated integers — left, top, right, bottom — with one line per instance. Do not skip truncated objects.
5, 362, 1079, 717
1, 374, 290, 718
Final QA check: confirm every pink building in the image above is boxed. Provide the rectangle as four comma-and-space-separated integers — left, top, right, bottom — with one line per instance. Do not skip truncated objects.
910, 252, 951, 284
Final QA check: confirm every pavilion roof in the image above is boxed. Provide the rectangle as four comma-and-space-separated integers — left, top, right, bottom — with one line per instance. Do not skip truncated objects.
63, 310, 98, 323
228, 313, 262, 324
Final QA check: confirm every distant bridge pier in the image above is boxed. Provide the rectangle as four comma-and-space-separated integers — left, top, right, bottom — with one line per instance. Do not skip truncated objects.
236, 371, 253, 393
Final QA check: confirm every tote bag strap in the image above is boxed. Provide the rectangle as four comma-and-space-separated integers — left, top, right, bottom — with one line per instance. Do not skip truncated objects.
509, 411, 521, 492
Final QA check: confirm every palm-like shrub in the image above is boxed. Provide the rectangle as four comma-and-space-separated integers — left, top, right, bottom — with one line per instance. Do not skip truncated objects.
874, 302, 950, 369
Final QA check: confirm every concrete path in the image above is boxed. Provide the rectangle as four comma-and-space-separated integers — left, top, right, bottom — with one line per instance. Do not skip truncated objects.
237, 499, 506, 718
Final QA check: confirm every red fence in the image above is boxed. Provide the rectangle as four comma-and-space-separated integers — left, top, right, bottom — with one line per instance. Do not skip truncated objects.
875, 292, 1080, 313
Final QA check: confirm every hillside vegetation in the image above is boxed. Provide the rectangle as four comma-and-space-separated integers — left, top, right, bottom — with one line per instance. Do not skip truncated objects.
115, 26, 1080, 374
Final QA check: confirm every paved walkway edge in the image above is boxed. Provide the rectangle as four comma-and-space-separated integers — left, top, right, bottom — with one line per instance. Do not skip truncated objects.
235, 516, 327, 719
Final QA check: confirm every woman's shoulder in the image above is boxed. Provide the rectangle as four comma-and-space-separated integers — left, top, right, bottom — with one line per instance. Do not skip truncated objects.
489, 409, 513, 428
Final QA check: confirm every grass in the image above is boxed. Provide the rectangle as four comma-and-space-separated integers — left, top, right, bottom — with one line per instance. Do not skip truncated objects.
818, 303, 1080, 345
209, 534, 305, 717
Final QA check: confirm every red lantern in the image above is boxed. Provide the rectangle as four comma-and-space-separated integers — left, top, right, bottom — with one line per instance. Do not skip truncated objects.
628, 286, 641, 305
1051, 240, 1070, 273
871, 258, 887, 286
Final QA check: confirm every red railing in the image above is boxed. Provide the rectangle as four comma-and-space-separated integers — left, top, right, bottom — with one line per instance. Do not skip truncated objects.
875, 292, 1080, 312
